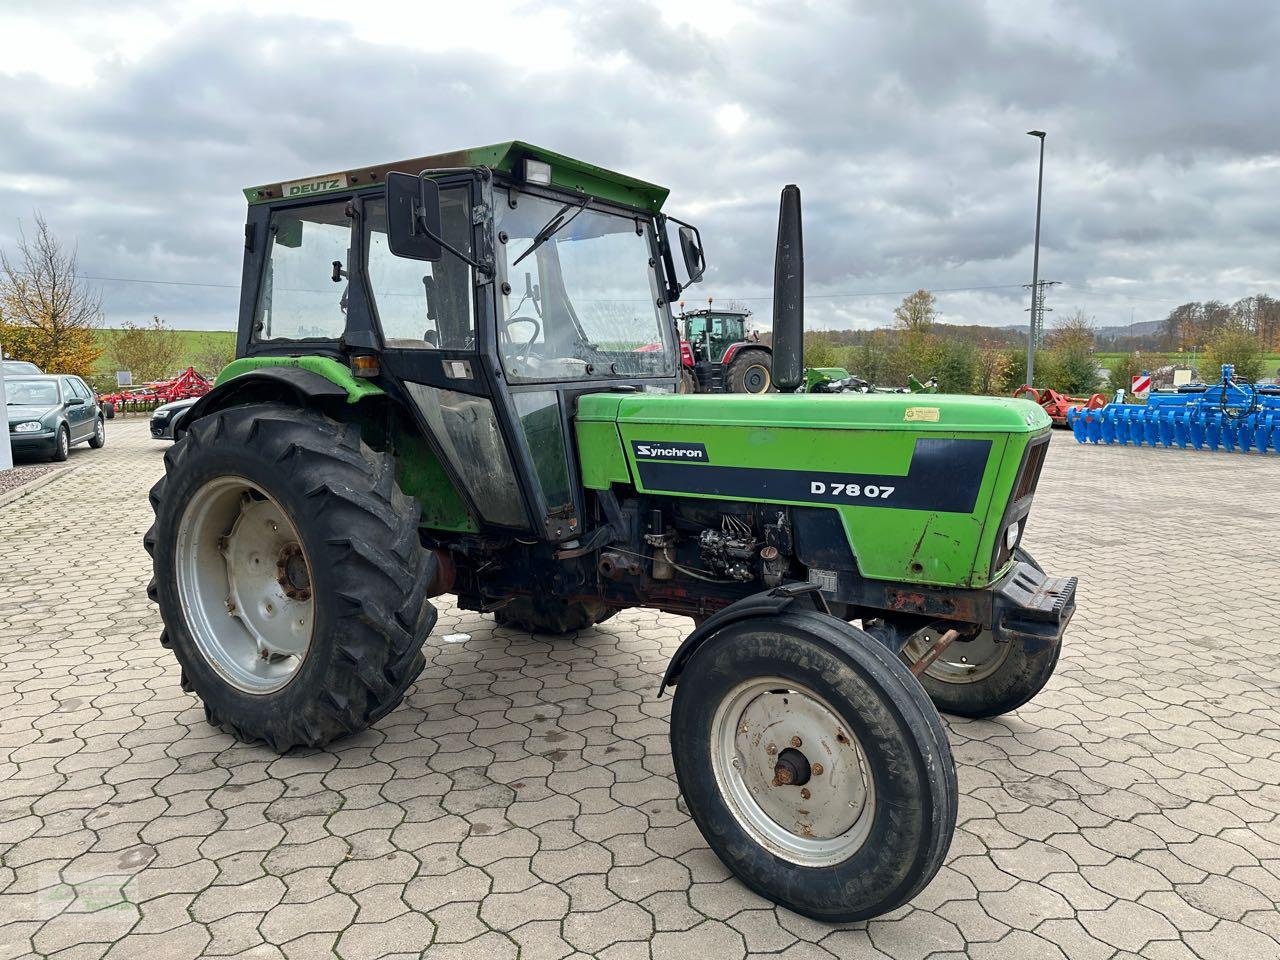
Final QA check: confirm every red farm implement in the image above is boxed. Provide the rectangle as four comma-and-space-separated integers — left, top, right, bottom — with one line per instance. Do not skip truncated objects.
1013, 384, 1106, 428
99, 367, 212, 417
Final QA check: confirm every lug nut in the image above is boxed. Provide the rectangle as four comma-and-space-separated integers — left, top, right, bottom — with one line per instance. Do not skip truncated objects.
765, 743, 777, 756
790, 736, 802, 748
800, 788, 811, 800
812, 762, 824, 776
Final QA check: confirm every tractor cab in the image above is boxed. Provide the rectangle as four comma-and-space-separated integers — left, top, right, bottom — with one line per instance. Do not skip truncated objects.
676, 306, 773, 393
237, 142, 706, 542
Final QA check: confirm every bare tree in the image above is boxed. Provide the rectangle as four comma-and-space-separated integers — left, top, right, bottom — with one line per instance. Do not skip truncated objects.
0, 213, 103, 376
893, 289, 936, 333
105, 315, 181, 384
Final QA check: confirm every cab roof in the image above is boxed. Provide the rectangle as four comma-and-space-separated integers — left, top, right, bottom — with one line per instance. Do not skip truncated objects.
243, 140, 670, 213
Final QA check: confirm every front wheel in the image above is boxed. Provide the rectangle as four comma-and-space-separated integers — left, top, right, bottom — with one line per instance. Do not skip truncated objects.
89, 416, 106, 449
900, 548, 1060, 719
145, 402, 438, 752
671, 609, 956, 922
51, 425, 70, 462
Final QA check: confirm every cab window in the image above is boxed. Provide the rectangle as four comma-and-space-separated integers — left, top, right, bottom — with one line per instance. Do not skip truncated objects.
363, 189, 475, 349
254, 202, 351, 341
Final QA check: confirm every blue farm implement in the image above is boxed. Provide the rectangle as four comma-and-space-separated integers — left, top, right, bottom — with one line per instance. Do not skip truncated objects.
1067, 365, 1280, 454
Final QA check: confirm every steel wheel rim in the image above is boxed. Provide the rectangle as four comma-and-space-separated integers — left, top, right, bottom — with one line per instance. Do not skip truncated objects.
743, 364, 771, 393
175, 476, 314, 694
710, 676, 875, 866
94, 418, 104, 443
58, 428, 68, 457
904, 626, 1008, 684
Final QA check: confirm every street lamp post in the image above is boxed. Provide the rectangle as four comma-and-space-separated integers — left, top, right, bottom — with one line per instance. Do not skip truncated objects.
1026, 129, 1047, 387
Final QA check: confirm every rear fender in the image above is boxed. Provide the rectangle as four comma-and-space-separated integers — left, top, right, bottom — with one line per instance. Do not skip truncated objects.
182, 358, 385, 432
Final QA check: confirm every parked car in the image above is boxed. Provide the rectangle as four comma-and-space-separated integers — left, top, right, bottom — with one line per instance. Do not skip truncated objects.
2, 359, 42, 376
5, 374, 106, 461
149, 396, 199, 441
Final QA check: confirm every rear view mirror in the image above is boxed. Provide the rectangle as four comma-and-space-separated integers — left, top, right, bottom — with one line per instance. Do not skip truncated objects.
66, 397, 85, 406
386, 172, 443, 262
678, 224, 705, 284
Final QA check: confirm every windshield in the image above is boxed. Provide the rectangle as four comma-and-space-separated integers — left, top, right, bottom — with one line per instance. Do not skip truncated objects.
6, 379, 59, 406
495, 189, 675, 382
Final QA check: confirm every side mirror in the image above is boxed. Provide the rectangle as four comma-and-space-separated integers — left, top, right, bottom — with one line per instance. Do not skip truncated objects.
65, 397, 85, 406
678, 224, 705, 284
386, 172, 443, 262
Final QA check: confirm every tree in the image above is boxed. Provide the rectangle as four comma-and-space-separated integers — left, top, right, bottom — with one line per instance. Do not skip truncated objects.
0, 213, 103, 377
934, 340, 978, 394
975, 342, 1013, 395
1108, 351, 1145, 396
1042, 310, 1100, 394
893, 289, 937, 333
192, 333, 235, 379
803, 333, 840, 369
105, 315, 181, 384
1203, 323, 1265, 382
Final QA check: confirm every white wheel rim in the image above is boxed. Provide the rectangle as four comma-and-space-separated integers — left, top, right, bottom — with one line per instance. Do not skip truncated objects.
95, 419, 103, 442
903, 627, 1008, 684
710, 677, 875, 866
743, 364, 771, 393
175, 477, 314, 694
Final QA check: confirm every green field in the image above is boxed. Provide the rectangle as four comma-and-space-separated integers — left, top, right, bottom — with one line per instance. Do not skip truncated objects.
92, 329, 236, 374
1095, 351, 1280, 374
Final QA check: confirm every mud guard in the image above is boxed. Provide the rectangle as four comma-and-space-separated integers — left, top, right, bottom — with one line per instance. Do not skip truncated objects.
181, 367, 357, 431
659, 581, 827, 692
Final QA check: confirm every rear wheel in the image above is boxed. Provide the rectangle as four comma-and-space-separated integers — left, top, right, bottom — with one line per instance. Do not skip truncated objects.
678, 369, 698, 394
494, 596, 614, 634
900, 548, 1060, 719
728, 349, 772, 393
671, 609, 956, 922
145, 402, 437, 752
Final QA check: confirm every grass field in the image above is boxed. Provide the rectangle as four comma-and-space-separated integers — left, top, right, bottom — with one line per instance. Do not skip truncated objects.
92, 329, 235, 375
1095, 351, 1280, 374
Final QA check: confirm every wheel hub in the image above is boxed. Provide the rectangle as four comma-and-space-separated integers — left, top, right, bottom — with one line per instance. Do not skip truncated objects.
176, 478, 314, 694
712, 678, 875, 866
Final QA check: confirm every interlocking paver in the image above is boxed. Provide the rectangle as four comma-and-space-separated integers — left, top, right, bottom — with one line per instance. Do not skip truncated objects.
3, 420, 1280, 958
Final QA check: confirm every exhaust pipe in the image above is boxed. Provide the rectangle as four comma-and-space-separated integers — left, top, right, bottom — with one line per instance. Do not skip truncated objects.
771, 184, 804, 392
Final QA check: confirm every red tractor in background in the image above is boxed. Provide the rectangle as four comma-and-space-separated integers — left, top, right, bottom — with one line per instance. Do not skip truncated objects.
676, 304, 773, 393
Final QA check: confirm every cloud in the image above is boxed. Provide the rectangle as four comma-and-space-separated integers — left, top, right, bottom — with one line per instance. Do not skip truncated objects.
0, 0, 1277, 332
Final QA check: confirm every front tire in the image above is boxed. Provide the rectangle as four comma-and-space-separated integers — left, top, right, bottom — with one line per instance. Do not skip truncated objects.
89, 416, 106, 449
728, 349, 772, 394
144, 402, 437, 752
671, 609, 956, 922
51, 425, 70, 462
900, 548, 1060, 719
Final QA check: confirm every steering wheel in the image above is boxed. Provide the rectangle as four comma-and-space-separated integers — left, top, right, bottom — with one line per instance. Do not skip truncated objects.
504, 316, 541, 360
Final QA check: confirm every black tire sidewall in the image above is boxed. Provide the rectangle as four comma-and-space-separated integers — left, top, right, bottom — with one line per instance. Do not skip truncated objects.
671, 613, 955, 921
89, 416, 105, 448
149, 403, 434, 748
153, 427, 346, 731
729, 349, 772, 393
52, 426, 70, 462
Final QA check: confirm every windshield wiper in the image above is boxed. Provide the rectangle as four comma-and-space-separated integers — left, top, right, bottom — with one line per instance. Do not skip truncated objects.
511, 195, 591, 268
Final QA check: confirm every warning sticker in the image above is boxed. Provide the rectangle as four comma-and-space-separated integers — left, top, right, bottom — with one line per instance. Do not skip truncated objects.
905, 407, 941, 422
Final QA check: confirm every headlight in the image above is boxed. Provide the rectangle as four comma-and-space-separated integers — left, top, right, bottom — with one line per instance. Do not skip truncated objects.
1005, 521, 1021, 551
152, 410, 170, 421
13, 421, 43, 433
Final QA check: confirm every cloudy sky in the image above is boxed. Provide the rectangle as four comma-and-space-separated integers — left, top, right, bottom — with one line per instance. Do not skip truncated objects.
1, 0, 1277, 332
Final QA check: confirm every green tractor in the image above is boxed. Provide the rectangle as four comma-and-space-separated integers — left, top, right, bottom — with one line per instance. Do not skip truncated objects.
146, 142, 1076, 922
676, 305, 773, 393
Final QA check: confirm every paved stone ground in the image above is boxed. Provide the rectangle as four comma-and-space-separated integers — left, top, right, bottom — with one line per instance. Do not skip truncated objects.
2, 418, 1279, 960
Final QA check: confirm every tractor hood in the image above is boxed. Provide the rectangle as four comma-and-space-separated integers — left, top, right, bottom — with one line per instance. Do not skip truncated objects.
574, 391, 1052, 589
576, 392, 1051, 433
